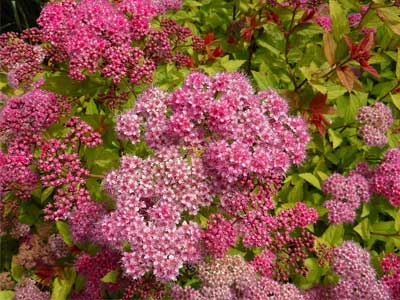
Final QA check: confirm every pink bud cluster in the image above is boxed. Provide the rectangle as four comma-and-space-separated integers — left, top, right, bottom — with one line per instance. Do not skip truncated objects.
73, 249, 120, 300
37, 0, 197, 83
0, 88, 60, 142
323, 172, 370, 223
357, 102, 393, 147
381, 253, 400, 299
0, 153, 38, 200
202, 213, 237, 258
37, 117, 101, 220
99, 147, 212, 281
0, 32, 45, 88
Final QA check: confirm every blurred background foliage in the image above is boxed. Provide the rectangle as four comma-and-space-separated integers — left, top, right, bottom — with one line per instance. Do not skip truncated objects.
1, 0, 47, 33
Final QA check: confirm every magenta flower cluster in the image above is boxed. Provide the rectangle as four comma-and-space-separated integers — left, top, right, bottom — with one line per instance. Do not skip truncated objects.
38, 117, 102, 220
357, 102, 393, 147
381, 253, 400, 299
36, 0, 197, 83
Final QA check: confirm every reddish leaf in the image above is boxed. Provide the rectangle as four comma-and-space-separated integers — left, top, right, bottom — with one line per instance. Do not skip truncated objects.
241, 28, 254, 41
323, 31, 336, 66
343, 35, 355, 56
212, 45, 224, 58
360, 59, 380, 78
204, 32, 215, 45
307, 93, 335, 136
359, 31, 375, 53
336, 66, 355, 91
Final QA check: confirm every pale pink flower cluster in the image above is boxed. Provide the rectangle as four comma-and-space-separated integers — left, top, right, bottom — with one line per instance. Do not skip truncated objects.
99, 147, 212, 281
357, 102, 393, 147
170, 255, 307, 300
323, 172, 370, 223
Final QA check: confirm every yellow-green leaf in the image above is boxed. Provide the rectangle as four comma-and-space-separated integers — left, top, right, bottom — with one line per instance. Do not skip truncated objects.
299, 173, 321, 190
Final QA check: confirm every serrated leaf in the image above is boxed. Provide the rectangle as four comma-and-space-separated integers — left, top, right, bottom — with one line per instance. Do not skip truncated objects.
51, 268, 76, 300
321, 224, 344, 246
375, 7, 400, 35
0, 291, 14, 300
85, 98, 99, 115
299, 173, 321, 190
329, 0, 350, 41
354, 218, 371, 240
336, 66, 355, 91
56, 221, 73, 246
288, 180, 304, 203
101, 270, 119, 283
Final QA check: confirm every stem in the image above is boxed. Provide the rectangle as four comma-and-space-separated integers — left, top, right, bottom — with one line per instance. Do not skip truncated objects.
370, 232, 400, 237
284, 7, 298, 90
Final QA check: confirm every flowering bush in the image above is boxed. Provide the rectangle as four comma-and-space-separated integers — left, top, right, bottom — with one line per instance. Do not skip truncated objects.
1, 0, 400, 299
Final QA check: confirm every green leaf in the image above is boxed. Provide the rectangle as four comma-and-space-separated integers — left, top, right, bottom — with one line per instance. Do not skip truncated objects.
328, 129, 343, 149
56, 221, 73, 247
252, 71, 269, 90
51, 268, 76, 300
227, 248, 246, 256
288, 180, 304, 202
395, 210, 400, 232
41, 187, 55, 204
84, 98, 99, 115
11, 261, 24, 282
220, 58, 246, 72
100, 270, 119, 283
0, 291, 14, 300
375, 6, 400, 35
391, 93, 400, 111
397, 49, 400, 80
18, 201, 41, 225
321, 224, 344, 246
329, 0, 350, 41
354, 218, 371, 241
299, 173, 321, 190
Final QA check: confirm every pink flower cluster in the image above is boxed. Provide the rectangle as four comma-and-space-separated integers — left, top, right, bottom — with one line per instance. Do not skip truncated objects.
323, 172, 370, 223
37, 0, 196, 83
14, 278, 50, 300
372, 148, 400, 207
381, 253, 400, 299
111, 71, 312, 281
357, 102, 393, 147
0, 88, 63, 200
329, 241, 390, 300
99, 147, 212, 281
37, 117, 101, 220
117, 72, 309, 187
